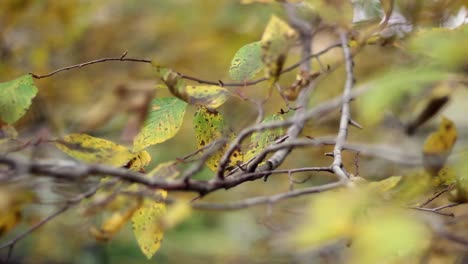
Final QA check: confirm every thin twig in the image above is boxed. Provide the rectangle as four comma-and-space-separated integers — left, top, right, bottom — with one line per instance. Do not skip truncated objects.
0, 184, 100, 261
30, 44, 341, 86
420, 184, 455, 207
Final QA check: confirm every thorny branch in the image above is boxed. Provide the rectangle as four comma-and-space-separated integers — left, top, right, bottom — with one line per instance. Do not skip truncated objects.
330, 30, 355, 182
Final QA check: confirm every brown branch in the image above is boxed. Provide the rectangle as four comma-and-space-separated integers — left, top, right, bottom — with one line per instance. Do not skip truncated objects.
30, 44, 341, 86
420, 184, 455, 207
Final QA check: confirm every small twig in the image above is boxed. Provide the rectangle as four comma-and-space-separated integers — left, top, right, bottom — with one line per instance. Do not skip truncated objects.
420, 184, 455, 207
407, 203, 462, 217
190, 181, 343, 211
0, 185, 99, 261
30, 44, 341, 86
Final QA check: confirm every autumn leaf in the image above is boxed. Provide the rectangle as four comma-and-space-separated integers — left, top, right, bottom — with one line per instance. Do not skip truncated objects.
261, 15, 297, 81
133, 97, 187, 152
245, 113, 284, 160
0, 74, 38, 124
132, 197, 167, 259
423, 117, 457, 176
193, 107, 243, 172
55, 133, 137, 167
153, 63, 229, 109
90, 202, 140, 242
0, 185, 35, 237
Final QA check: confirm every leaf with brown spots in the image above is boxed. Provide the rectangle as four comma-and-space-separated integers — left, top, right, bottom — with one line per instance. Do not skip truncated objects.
131, 194, 167, 259
55, 133, 136, 167
133, 97, 187, 152
193, 107, 243, 171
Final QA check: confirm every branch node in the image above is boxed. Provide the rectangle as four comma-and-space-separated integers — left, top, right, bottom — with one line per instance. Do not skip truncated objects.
120, 50, 129, 60
349, 119, 363, 129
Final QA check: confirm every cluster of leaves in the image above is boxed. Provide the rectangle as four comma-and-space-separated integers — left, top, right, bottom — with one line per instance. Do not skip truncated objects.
0, 0, 467, 263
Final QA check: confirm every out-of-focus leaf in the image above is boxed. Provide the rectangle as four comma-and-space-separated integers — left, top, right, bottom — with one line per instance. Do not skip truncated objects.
245, 113, 284, 160
125, 150, 152, 172
153, 63, 228, 109
90, 203, 139, 242
423, 117, 457, 176
351, 210, 430, 264
305, 0, 353, 25
0, 185, 35, 237
55, 133, 136, 167
132, 197, 167, 259
185, 85, 228, 109
367, 176, 402, 195
229, 41, 263, 81
133, 97, 187, 152
0, 75, 38, 124
261, 15, 297, 80
291, 188, 369, 248
410, 25, 468, 69
193, 107, 243, 171
450, 152, 468, 203
147, 161, 180, 180
359, 67, 448, 125
161, 202, 192, 229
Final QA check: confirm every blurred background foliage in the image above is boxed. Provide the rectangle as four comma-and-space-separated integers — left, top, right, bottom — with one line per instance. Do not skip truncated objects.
0, 0, 468, 263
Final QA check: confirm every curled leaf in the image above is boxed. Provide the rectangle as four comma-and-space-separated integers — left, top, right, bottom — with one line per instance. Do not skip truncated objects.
423, 117, 457, 175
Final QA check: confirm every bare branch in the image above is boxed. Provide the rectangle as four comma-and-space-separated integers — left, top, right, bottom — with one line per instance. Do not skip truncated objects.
330, 30, 355, 182
190, 181, 343, 211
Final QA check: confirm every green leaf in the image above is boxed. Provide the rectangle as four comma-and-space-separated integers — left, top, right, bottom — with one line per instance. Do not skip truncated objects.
0, 75, 38, 124
229, 41, 263, 81
132, 199, 166, 259
55, 133, 136, 167
351, 210, 430, 264
245, 113, 284, 159
133, 97, 187, 152
359, 67, 448, 125
185, 85, 228, 109
410, 25, 468, 69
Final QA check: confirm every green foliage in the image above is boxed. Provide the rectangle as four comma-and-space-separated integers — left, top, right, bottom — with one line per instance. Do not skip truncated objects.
245, 113, 284, 159
229, 41, 263, 81
133, 97, 187, 152
0, 75, 38, 124
358, 67, 448, 125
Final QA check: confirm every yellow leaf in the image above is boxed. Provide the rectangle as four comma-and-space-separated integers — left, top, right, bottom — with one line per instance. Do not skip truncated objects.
185, 85, 228, 109
161, 202, 192, 230
0, 185, 35, 237
261, 15, 297, 80
55, 133, 136, 167
131, 198, 167, 259
423, 117, 457, 175
147, 161, 180, 180
367, 176, 402, 195
90, 203, 139, 242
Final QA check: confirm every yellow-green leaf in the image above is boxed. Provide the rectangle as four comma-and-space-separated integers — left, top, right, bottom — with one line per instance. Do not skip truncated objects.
245, 113, 284, 160
229, 41, 263, 81
133, 97, 187, 152
351, 210, 430, 264
161, 202, 192, 230
410, 25, 468, 70
132, 199, 166, 259
55, 133, 136, 167
0, 74, 38, 124
185, 85, 228, 109
359, 67, 448, 125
